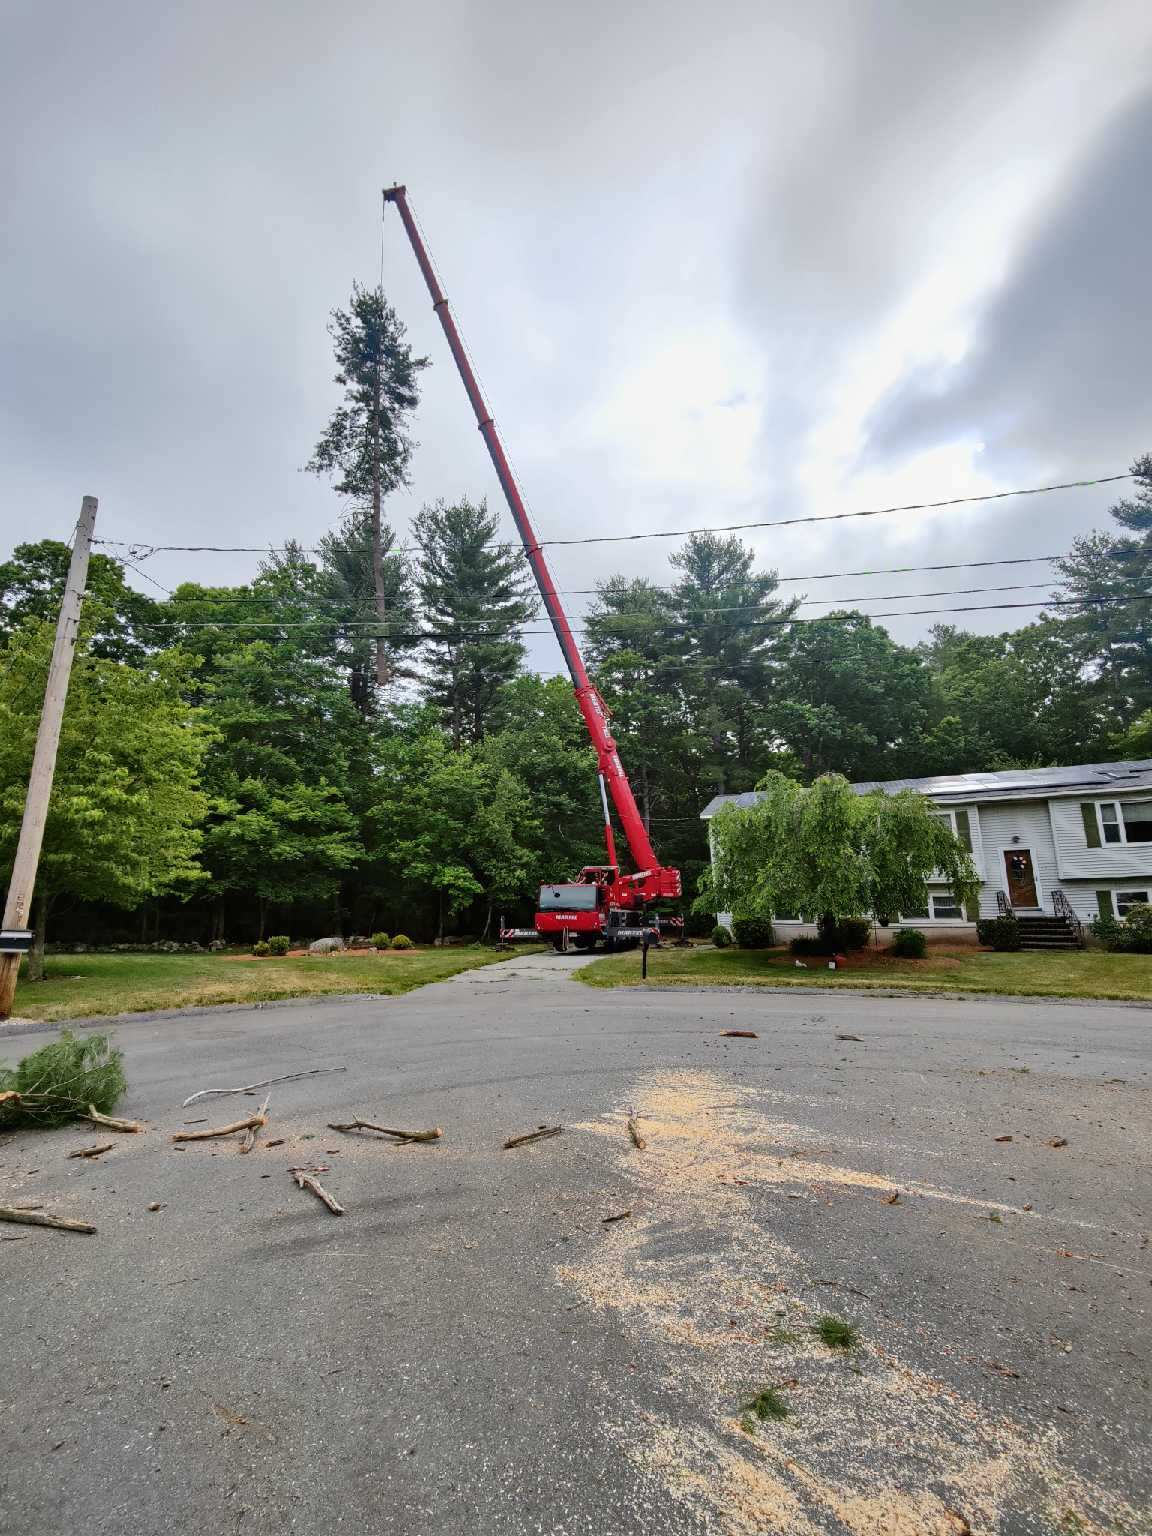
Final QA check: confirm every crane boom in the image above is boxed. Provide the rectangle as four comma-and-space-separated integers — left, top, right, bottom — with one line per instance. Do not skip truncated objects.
383, 185, 679, 904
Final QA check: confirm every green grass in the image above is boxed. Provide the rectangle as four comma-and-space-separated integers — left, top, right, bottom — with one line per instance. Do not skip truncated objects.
9, 947, 525, 1023
813, 1315, 859, 1350
741, 1386, 791, 1428
576, 944, 1152, 1001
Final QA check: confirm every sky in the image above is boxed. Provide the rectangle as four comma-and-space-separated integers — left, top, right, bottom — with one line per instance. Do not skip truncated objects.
2, 0, 1151, 672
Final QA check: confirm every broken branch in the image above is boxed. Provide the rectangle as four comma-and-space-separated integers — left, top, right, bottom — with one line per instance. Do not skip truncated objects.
0, 1205, 96, 1234
82, 1107, 143, 1133
289, 1167, 344, 1215
503, 1125, 562, 1149
720, 1030, 758, 1039
239, 1094, 272, 1154
171, 1109, 268, 1144
327, 1119, 442, 1143
66, 1143, 113, 1160
626, 1115, 647, 1150
182, 1068, 347, 1107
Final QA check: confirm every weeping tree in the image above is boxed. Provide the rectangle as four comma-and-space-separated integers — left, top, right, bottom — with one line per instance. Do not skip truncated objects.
699, 771, 978, 941
306, 283, 428, 686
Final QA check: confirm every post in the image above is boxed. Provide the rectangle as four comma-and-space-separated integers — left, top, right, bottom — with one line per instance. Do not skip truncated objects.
0, 496, 97, 1018
641, 932, 649, 980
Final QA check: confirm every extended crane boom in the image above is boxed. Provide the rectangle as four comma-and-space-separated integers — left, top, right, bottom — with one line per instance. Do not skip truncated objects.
383, 186, 681, 943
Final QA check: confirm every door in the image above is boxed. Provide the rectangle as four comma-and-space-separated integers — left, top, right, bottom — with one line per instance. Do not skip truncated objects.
1004, 849, 1039, 909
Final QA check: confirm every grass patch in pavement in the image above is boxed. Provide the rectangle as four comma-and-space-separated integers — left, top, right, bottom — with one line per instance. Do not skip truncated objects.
9, 947, 524, 1023
813, 1315, 859, 1350
741, 1386, 791, 1429
576, 944, 1152, 1001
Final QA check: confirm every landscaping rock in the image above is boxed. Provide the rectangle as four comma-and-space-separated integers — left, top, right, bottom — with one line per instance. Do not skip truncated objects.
308, 937, 345, 955
208, 939, 227, 951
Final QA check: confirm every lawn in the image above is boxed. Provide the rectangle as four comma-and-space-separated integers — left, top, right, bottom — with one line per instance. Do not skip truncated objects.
7, 946, 522, 1023
576, 943, 1152, 1001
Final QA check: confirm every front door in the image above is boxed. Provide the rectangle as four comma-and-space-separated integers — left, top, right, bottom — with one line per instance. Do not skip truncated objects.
1004, 848, 1039, 909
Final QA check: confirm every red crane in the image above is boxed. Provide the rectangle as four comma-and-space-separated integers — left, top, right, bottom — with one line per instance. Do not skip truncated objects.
382, 185, 681, 950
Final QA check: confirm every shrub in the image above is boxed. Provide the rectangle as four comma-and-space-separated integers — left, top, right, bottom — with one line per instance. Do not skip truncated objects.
833, 917, 871, 951
710, 924, 733, 948
890, 927, 927, 959
790, 934, 835, 957
976, 914, 1020, 951
683, 910, 715, 939
252, 940, 271, 957
370, 931, 391, 950
0, 1031, 126, 1128
731, 916, 775, 949
391, 934, 414, 950
1095, 903, 1152, 953
266, 935, 291, 956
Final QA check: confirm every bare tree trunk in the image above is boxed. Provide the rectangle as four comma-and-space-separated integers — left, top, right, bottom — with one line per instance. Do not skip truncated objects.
371, 349, 388, 686
436, 890, 444, 947
26, 888, 48, 983
258, 896, 267, 942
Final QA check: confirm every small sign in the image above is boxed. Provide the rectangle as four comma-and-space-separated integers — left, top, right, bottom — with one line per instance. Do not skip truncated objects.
0, 929, 33, 954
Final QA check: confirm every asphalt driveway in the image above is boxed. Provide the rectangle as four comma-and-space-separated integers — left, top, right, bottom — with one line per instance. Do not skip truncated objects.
2, 955, 1149, 1534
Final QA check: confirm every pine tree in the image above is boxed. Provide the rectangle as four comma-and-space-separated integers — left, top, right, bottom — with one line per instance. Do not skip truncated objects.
413, 498, 536, 746
306, 283, 427, 686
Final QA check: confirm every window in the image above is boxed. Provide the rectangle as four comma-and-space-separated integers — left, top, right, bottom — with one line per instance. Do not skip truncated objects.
1096, 801, 1152, 845
538, 884, 598, 911
931, 811, 956, 835
772, 911, 800, 922
900, 905, 930, 920
1116, 891, 1150, 917
930, 893, 964, 920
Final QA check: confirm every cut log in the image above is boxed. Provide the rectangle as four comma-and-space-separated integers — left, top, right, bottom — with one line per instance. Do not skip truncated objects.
503, 1126, 562, 1150
327, 1119, 442, 1143
289, 1167, 344, 1215
182, 1068, 347, 1108
0, 1205, 96, 1234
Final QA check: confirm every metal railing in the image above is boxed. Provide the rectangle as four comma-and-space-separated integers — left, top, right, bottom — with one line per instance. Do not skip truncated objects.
1050, 889, 1085, 946
996, 890, 1011, 916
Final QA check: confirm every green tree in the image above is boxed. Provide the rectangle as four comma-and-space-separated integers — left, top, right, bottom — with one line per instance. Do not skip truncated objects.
772, 614, 934, 780
306, 282, 428, 686
1054, 452, 1152, 719
0, 541, 159, 662
413, 497, 536, 746
0, 621, 209, 975
700, 771, 977, 940
367, 725, 537, 940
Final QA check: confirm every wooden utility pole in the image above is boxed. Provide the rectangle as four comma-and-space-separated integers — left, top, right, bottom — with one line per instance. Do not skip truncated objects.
0, 496, 97, 1019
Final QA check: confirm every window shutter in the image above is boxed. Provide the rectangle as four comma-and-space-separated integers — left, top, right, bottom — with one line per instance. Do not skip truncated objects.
954, 809, 972, 851
1095, 890, 1113, 920
1081, 803, 1101, 848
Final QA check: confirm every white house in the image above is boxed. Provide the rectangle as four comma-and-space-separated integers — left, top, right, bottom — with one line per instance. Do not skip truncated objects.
701, 759, 1152, 947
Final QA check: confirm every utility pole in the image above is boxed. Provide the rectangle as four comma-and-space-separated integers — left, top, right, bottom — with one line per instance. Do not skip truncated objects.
0, 496, 97, 1019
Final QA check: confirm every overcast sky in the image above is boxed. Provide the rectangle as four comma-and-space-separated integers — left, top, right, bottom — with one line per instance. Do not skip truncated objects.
2, 0, 1150, 670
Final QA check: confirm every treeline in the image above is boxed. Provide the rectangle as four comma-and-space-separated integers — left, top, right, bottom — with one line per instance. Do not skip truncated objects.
1, 276, 1149, 951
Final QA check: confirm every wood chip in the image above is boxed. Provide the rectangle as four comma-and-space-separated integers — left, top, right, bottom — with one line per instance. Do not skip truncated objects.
602, 1209, 632, 1223
503, 1126, 562, 1149
626, 1115, 647, 1150
0, 1205, 96, 1234
994, 1135, 1014, 1142
1045, 1137, 1069, 1148
836, 1033, 863, 1042
885, 1191, 902, 1204
328, 1119, 442, 1142
720, 1030, 758, 1038
289, 1166, 344, 1215
182, 1067, 347, 1107
985, 1360, 1021, 1379
66, 1143, 114, 1160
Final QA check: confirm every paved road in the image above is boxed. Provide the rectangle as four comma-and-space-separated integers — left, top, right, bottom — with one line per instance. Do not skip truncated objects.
2, 959, 1149, 1535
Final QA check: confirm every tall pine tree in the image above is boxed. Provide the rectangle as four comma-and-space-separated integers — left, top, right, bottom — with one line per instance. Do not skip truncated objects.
413, 498, 536, 746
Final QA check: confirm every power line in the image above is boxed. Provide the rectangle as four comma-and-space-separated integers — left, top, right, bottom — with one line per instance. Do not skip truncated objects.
134, 589, 1151, 638
533, 473, 1134, 548
91, 471, 1133, 561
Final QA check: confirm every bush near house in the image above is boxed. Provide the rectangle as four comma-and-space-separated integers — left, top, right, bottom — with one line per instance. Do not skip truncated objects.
252, 940, 271, 957
832, 918, 871, 951
711, 925, 733, 948
391, 934, 414, 950
731, 917, 774, 949
976, 915, 1022, 951
1091, 904, 1152, 953
371, 932, 391, 950
266, 935, 291, 956
890, 927, 927, 959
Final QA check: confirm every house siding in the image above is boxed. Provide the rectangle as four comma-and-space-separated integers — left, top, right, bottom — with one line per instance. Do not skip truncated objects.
1049, 797, 1152, 881
973, 799, 1059, 914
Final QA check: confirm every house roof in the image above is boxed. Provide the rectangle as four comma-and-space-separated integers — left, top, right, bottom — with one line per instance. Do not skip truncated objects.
700, 759, 1152, 819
